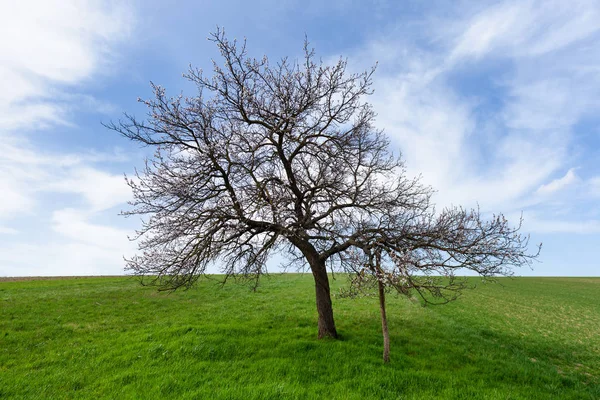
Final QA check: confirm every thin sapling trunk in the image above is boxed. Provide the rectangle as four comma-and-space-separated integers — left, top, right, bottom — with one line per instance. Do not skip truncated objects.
376, 253, 390, 363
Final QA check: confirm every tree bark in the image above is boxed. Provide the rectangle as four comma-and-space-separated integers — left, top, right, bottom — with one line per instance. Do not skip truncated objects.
376, 253, 390, 363
310, 257, 338, 339
290, 238, 338, 339
378, 278, 390, 362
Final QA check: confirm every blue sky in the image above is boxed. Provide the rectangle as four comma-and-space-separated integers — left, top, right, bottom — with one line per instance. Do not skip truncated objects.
1, 0, 599, 277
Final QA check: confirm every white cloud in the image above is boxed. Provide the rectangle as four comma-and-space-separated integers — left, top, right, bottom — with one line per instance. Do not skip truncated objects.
449, 1, 524, 61
0, 1, 135, 276
450, 0, 600, 62
354, 0, 600, 228
0, 179, 34, 218
0, 0, 132, 82
0, 143, 134, 275
536, 169, 579, 196
0, 242, 133, 277
0, 0, 132, 132
47, 168, 131, 212
52, 208, 133, 251
0, 138, 130, 217
0, 227, 18, 235
371, 75, 475, 194
2, 0, 600, 276
526, 216, 600, 235
0, 208, 135, 277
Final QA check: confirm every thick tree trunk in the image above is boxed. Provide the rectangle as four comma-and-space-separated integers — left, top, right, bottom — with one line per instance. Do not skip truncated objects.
313, 268, 337, 339
290, 237, 338, 339
311, 261, 338, 339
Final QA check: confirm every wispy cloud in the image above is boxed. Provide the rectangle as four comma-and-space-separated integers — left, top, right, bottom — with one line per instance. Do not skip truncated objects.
1, 0, 598, 277
449, 0, 600, 60
0, 227, 18, 235
525, 215, 600, 235
0, 0, 135, 276
536, 169, 579, 196
354, 0, 600, 234
0, 138, 130, 216
0, 0, 132, 132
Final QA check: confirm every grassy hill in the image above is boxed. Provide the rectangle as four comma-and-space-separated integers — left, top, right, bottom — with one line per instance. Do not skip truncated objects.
1, 275, 598, 399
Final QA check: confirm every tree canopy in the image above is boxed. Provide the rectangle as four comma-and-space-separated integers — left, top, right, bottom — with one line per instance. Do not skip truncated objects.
109, 29, 539, 343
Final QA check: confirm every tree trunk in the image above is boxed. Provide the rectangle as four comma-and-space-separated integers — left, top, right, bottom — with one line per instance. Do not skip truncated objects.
378, 278, 390, 362
376, 254, 390, 363
290, 238, 338, 339
310, 258, 338, 339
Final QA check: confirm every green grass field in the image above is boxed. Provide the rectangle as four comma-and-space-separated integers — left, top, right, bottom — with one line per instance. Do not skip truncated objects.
1, 275, 598, 399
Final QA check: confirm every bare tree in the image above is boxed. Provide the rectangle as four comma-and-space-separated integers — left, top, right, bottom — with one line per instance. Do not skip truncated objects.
108, 29, 539, 341
340, 209, 540, 362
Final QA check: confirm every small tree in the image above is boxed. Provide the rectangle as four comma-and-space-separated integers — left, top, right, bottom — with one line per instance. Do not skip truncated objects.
340, 209, 540, 362
109, 29, 539, 342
